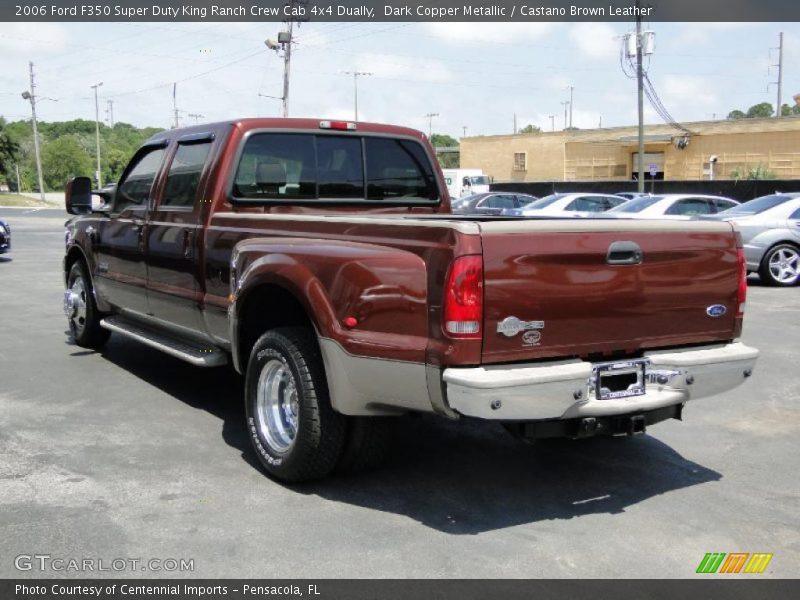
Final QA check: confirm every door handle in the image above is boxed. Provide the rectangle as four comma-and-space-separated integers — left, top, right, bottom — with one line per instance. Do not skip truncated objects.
607, 241, 644, 265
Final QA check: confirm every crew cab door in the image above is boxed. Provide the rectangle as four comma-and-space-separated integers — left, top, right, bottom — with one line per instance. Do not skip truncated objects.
144, 133, 215, 334
93, 142, 167, 314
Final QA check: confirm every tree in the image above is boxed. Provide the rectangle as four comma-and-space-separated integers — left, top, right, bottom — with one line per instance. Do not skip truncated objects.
727, 110, 746, 120
430, 133, 459, 168
730, 164, 776, 180
41, 135, 93, 191
0, 118, 20, 188
781, 103, 800, 116
745, 102, 774, 118
518, 124, 541, 134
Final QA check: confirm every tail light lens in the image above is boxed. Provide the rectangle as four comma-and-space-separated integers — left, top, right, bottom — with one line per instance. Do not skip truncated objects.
443, 255, 483, 339
736, 246, 747, 317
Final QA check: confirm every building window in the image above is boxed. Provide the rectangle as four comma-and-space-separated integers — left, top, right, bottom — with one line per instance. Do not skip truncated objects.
513, 152, 527, 171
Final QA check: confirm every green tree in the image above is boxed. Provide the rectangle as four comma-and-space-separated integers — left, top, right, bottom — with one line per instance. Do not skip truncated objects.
0, 118, 20, 189
780, 103, 800, 116
745, 102, 774, 118
430, 133, 459, 168
727, 110, 747, 119
518, 124, 541, 134
41, 135, 93, 190
730, 164, 776, 180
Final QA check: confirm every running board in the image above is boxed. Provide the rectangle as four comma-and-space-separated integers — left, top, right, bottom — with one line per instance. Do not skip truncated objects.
100, 317, 227, 367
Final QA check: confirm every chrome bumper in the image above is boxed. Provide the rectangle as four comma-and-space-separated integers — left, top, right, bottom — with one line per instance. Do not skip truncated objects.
442, 342, 759, 421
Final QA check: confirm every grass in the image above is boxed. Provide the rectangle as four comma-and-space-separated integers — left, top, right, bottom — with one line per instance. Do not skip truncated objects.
0, 193, 50, 207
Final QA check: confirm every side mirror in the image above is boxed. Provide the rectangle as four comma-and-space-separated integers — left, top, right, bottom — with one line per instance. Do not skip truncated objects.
65, 177, 93, 215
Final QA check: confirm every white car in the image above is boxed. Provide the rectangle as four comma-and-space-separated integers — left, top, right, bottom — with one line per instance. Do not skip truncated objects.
503, 192, 628, 217
607, 194, 739, 219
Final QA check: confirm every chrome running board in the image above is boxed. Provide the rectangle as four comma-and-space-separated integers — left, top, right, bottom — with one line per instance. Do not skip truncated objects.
100, 316, 227, 367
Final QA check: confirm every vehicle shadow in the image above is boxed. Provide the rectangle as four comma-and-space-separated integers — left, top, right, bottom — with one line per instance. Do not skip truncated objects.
90, 335, 721, 535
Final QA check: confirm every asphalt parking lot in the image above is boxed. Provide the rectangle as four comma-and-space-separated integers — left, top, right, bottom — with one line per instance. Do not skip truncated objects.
0, 206, 798, 579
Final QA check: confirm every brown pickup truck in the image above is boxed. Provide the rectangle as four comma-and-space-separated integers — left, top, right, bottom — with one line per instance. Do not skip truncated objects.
63, 118, 758, 482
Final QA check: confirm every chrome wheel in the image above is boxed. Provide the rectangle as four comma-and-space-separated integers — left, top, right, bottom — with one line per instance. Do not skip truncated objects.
64, 276, 88, 335
768, 247, 800, 284
255, 358, 299, 455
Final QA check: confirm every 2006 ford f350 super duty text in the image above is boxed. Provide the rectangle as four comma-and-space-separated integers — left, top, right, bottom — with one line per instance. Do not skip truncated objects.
62, 118, 759, 482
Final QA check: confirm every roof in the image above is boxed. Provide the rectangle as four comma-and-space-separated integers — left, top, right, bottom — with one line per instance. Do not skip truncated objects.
462, 116, 800, 145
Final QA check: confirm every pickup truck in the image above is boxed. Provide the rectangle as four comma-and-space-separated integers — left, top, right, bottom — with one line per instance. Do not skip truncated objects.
63, 118, 759, 482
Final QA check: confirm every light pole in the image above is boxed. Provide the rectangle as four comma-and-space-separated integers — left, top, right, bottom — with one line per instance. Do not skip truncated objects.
91, 82, 103, 187
21, 62, 45, 203
424, 112, 439, 138
343, 71, 372, 121
462, 125, 467, 137
549, 115, 555, 131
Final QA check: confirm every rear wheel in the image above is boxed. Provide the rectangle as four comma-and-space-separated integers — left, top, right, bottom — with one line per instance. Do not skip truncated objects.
65, 261, 110, 348
759, 243, 800, 287
245, 327, 346, 482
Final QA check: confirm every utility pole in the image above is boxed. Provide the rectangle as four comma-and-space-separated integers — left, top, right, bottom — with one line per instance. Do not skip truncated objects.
568, 85, 574, 128
281, 20, 293, 117
599, 115, 603, 128
775, 31, 784, 117
172, 82, 179, 128
462, 125, 467, 137
15, 163, 22, 193
91, 82, 103, 187
560, 101, 569, 130
635, 0, 645, 193
549, 115, 555, 131
513, 113, 517, 134
106, 99, 114, 126
22, 62, 45, 202
343, 71, 372, 121
424, 112, 439, 138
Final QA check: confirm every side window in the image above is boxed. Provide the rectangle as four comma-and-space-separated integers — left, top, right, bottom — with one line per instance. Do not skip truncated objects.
667, 198, 712, 215
162, 142, 213, 208
568, 196, 604, 212
714, 199, 738, 212
365, 138, 437, 201
114, 147, 166, 213
605, 196, 627, 209
790, 207, 800, 220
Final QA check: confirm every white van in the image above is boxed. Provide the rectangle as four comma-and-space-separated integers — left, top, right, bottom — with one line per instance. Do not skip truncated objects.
442, 169, 491, 198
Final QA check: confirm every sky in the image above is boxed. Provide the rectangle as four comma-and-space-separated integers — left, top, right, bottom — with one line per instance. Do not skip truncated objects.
0, 20, 799, 138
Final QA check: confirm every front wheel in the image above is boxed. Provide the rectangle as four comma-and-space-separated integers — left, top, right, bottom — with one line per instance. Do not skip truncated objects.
759, 244, 800, 287
65, 261, 110, 348
245, 327, 346, 482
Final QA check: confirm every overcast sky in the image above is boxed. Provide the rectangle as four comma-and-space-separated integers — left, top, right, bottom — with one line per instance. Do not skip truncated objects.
0, 21, 798, 137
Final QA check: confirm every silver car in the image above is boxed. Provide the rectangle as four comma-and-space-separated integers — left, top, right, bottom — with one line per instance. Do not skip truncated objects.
707, 193, 800, 287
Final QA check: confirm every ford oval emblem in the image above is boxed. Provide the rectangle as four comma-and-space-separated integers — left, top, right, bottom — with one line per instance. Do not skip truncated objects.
706, 304, 727, 317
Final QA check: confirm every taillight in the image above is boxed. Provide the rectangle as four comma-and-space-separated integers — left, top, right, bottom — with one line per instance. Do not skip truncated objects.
736, 246, 747, 317
443, 255, 483, 339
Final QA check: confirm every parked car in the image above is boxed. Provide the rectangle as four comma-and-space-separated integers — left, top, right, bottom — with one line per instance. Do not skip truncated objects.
451, 192, 537, 215
503, 192, 628, 217
703, 193, 800, 286
0, 218, 10, 254
62, 117, 758, 482
608, 194, 739, 219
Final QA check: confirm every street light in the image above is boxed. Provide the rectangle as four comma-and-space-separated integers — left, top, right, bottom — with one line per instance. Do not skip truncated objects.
90, 82, 103, 187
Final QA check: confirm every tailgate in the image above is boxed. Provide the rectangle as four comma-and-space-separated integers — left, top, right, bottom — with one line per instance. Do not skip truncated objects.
479, 219, 740, 364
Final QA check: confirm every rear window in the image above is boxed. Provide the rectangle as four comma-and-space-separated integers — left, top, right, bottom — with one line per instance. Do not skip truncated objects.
723, 194, 793, 215
232, 133, 438, 204
609, 195, 663, 213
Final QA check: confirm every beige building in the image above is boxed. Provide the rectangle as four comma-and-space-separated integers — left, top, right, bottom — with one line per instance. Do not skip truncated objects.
460, 117, 800, 182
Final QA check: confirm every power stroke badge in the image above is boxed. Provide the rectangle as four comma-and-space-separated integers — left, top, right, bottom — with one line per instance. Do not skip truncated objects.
497, 316, 545, 337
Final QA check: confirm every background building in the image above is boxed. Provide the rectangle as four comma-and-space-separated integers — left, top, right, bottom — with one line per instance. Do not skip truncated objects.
461, 117, 800, 183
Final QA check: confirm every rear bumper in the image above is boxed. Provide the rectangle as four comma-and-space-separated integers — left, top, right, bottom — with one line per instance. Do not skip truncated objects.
442, 342, 758, 421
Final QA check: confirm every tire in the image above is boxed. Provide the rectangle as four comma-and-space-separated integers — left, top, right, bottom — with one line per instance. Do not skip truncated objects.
758, 243, 800, 287
65, 261, 110, 349
335, 417, 396, 475
245, 327, 346, 482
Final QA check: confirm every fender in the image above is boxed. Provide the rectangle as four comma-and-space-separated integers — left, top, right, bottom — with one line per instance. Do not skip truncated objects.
229, 237, 429, 369
64, 237, 112, 313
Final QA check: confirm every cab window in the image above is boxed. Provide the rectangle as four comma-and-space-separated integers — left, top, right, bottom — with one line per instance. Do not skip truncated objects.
114, 147, 166, 213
